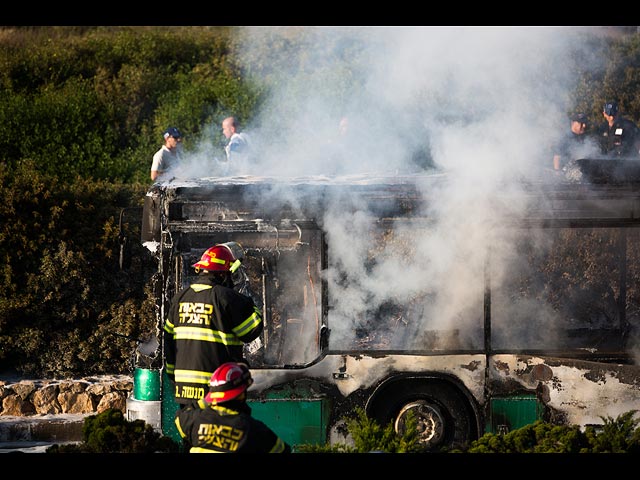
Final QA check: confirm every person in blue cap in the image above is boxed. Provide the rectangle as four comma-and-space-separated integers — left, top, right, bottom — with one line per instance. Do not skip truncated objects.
151, 126, 183, 181
597, 101, 640, 158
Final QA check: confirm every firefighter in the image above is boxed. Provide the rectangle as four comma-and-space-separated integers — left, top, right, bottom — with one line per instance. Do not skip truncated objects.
163, 242, 264, 408
175, 362, 291, 453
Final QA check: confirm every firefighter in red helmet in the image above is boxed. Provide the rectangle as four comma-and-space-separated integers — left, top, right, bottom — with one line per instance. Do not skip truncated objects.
175, 362, 291, 453
163, 242, 264, 408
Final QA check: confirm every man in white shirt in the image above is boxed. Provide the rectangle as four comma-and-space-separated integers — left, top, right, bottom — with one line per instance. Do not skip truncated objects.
151, 126, 183, 181
222, 117, 250, 163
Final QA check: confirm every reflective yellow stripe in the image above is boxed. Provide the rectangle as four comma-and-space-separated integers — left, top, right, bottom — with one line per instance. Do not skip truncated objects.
175, 418, 186, 439
233, 308, 262, 337
190, 284, 213, 293
163, 319, 175, 334
229, 259, 241, 273
174, 369, 211, 385
190, 447, 224, 453
270, 437, 287, 453
174, 326, 243, 346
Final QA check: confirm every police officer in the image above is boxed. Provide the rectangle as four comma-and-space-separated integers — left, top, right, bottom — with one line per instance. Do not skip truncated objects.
163, 242, 264, 408
597, 101, 640, 158
175, 362, 291, 453
553, 112, 590, 171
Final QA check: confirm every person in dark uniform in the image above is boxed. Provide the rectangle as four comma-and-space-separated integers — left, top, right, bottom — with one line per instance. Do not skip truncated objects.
597, 101, 640, 158
553, 112, 590, 171
175, 362, 291, 453
163, 242, 264, 408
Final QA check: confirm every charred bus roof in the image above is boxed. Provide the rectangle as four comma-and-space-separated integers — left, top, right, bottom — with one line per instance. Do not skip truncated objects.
142, 164, 640, 246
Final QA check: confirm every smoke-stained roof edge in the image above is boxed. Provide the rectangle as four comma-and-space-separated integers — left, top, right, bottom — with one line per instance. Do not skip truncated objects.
151, 172, 449, 188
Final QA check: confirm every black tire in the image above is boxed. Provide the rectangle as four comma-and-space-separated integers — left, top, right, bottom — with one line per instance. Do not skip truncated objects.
368, 379, 475, 451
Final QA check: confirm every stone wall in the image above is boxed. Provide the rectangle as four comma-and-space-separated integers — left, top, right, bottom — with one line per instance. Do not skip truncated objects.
0, 376, 133, 416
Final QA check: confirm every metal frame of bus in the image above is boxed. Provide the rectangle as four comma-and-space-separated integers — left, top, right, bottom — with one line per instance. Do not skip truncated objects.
138, 168, 640, 451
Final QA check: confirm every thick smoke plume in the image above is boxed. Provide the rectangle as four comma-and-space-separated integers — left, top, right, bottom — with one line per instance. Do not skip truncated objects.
174, 27, 622, 354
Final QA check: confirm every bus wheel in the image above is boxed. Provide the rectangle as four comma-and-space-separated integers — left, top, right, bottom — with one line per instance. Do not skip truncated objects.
370, 381, 474, 451
394, 400, 445, 446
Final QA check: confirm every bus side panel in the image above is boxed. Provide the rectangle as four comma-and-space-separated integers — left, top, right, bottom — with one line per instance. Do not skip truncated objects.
161, 368, 332, 448
488, 354, 640, 430
487, 394, 544, 434
249, 398, 330, 447
161, 370, 181, 444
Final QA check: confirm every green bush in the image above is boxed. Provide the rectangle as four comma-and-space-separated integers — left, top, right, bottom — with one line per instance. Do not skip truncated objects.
296, 407, 427, 453
465, 410, 640, 453
0, 161, 156, 377
46, 408, 180, 453
296, 408, 640, 454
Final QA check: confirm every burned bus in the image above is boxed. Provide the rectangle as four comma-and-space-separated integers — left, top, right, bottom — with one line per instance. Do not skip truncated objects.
135, 162, 640, 451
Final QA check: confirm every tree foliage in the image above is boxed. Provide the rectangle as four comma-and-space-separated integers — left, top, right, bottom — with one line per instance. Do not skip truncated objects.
0, 26, 260, 183
0, 160, 156, 377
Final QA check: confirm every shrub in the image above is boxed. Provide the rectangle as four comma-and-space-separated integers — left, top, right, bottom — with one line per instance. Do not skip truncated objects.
465, 410, 640, 453
296, 408, 640, 454
46, 408, 180, 453
296, 407, 427, 453
0, 161, 156, 377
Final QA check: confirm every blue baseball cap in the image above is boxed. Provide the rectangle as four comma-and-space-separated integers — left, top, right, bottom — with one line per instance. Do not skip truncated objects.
163, 127, 182, 139
603, 102, 618, 117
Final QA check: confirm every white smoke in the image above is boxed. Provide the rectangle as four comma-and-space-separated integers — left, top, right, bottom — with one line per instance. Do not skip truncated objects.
177, 27, 610, 353
234, 26, 584, 349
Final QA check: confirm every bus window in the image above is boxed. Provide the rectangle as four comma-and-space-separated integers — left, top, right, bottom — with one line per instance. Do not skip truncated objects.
171, 224, 326, 369
325, 217, 485, 352
492, 226, 639, 354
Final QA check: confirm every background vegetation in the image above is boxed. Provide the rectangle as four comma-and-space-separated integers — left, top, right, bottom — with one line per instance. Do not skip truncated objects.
1, 26, 640, 378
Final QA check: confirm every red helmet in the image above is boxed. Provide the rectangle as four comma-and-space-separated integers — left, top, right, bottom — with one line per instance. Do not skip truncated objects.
204, 362, 253, 404
192, 243, 242, 273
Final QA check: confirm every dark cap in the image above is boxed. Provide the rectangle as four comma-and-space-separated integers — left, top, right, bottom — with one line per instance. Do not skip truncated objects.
163, 126, 182, 139
571, 112, 588, 124
603, 102, 618, 117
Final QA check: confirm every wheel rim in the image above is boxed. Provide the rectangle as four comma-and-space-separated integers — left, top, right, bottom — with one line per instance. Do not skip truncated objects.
394, 400, 445, 446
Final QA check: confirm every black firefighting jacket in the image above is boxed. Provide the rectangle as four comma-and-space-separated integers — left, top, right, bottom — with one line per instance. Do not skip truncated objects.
163, 274, 263, 405
175, 399, 291, 453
